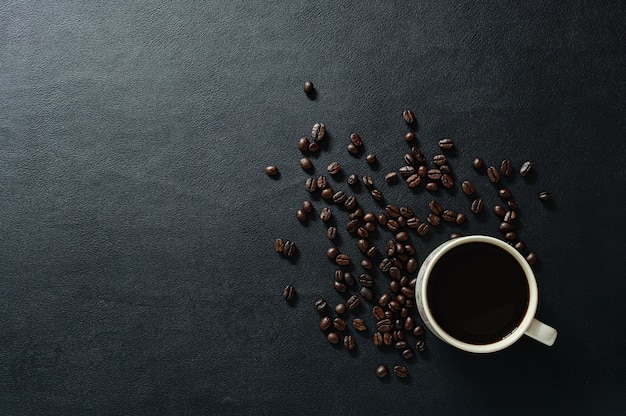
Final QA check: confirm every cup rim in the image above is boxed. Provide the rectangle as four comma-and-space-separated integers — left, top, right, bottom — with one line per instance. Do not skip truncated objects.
419, 235, 538, 353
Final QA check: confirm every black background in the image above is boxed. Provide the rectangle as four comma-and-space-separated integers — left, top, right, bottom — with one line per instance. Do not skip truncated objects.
1, 1, 625, 415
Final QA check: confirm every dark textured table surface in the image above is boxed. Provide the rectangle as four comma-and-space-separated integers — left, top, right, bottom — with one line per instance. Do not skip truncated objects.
1, 2, 625, 415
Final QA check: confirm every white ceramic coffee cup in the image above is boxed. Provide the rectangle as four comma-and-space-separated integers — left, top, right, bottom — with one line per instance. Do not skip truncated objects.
416, 235, 557, 353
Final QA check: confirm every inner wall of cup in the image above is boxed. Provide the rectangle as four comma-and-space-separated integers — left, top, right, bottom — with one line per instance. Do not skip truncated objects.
420, 235, 538, 352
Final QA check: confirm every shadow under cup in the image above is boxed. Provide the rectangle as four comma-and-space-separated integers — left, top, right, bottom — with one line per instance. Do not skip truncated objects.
419, 237, 537, 351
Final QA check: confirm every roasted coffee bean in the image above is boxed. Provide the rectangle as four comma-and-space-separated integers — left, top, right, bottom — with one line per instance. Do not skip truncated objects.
320, 207, 332, 222
324, 226, 337, 240
399, 165, 415, 177
303, 81, 314, 94
364, 221, 376, 233
411, 147, 426, 163
373, 332, 384, 346
344, 272, 355, 286
351, 318, 366, 332
470, 198, 484, 214
441, 173, 454, 188
503, 210, 517, 223
388, 267, 401, 281
438, 138, 454, 149
427, 169, 442, 181
427, 213, 441, 226
360, 273, 374, 288
283, 285, 296, 301
360, 287, 374, 301
300, 157, 313, 171
349, 208, 364, 220
265, 165, 278, 176
386, 240, 396, 256
362, 212, 375, 223
415, 339, 426, 352
326, 247, 340, 260
406, 258, 419, 274
333, 317, 347, 331
346, 294, 360, 311
461, 180, 476, 195
520, 161, 533, 177
301, 200, 313, 213
455, 212, 467, 225
393, 365, 409, 378
403, 153, 415, 166
433, 154, 447, 166
314, 299, 328, 312
504, 231, 517, 241
499, 222, 514, 232
499, 188, 512, 200
375, 365, 388, 378
366, 246, 379, 259
395, 294, 406, 305
357, 239, 369, 254
335, 303, 346, 315
501, 159, 513, 176
378, 293, 392, 307
317, 175, 328, 189
402, 109, 415, 124
395, 340, 408, 350
539, 191, 552, 201
311, 123, 325, 141
362, 175, 373, 188
386, 219, 399, 232
376, 319, 393, 333
343, 197, 358, 211
321, 188, 334, 200
319, 316, 332, 330
398, 207, 413, 220
331, 191, 346, 205
417, 165, 428, 177
327, 162, 341, 175
298, 137, 310, 152
406, 173, 421, 188
305, 177, 317, 192
346, 219, 360, 233
401, 287, 415, 299
487, 166, 500, 183
472, 157, 484, 170
406, 217, 420, 229
371, 189, 383, 201
404, 131, 416, 142
274, 238, 285, 253
327, 332, 339, 344
385, 172, 398, 182
283, 241, 296, 257
377, 213, 388, 226
343, 335, 356, 350
357, 227, 369, 239
296, 209, 307, 222
413, 325, 425, 337
394, 242, 404, 255
347, 132, 363, 147
417, 223, 430, 236
395, 231, 409, 242
493, 205, 506, 217
388, 300, 401, 312
308, 141, 319, 152
393, 330, 405, 341
450, 232, 463, 239
347, 174, 359, 186
379, 258, 392, 272
383, 311, 394, 320
372, 306, 385, 320
442, 209, 456, 222
428, 200, 443, 216
514, 241, 525, 252
366, 153, 377, 164
507, 200, 518, 210
403, 316, 415, 331
347, 143, 358, 155
383, 332, 394, 345
426, 182, 439, 192
526, 251, 538, 265
402, 348, 415, 360
336, 254, 351, 266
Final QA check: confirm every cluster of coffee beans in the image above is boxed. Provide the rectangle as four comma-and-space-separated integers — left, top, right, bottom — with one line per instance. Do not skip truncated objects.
269, 90, 553, 379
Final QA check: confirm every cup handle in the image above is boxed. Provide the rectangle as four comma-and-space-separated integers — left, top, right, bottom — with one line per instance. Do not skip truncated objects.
524, 318, 558, 346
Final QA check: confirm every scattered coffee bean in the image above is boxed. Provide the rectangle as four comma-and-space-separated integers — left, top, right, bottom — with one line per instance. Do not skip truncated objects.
373, 332, 384, 346
346, 294, 360, 310
377, 213, 388, 226
303, 81, 314, 94
362, 175, 373, 188
376, 319, 393, 333
332, 191, 347, 205
412, 147, 426, 163
404, 131, 416, 142
321, 188, 334, 200
417, 223, 430, 236
499, 188, 512, 199
360, 274, 374, 288
438, 138, 454, 149
373, 306, 385, 320
415, 340, 426, 352
366, 153, 377, 164
311, 123, 325, 142
487, 166, 500, 183
455, 212, 467, 225
343, 335, 356, 350
433, 154, 447, 166
346, 219, 360, 233
336, 253, 351, 266
300, 157, 313, 171
405, 173, 421, 188
520, 161, 533, 176
406, 217, 420, 229
326, 246, 339, 260
302, 200, 313, 213
399, 166, 416, 178
428, 200, 443, 215
352, 319, 366, 331
363, 212, 376, 223
335, 303, 346, 315
357, 239, 369, 254
320, 207, 332, 222
393, 365, 409, 378
440, 164, 452, 174
326, 226, 337, 240
417, 165, 428, 177
347, 174, 359, 186
327, 162, 341, 175
320, 316, 332, 330
344, 196, 357, 211
395, 231, 409, 242
413, 325, 424, 337
402, 110, 415, 124
350, 208, 364, 220
514, 241, 525, 252
386, 204, 400, 218
308, 141, 319, 152
283, 285, 296, 301
347, 143, 359, 155
503, 210, 517, 223
441, 174, 454, 188
539, 191, 552, 201
376, 365, 389, 378
386, 220, 399, 232
395, 340, 408, 350
283, 241, 296, 257
366, 246, 379, 259
360, 286, 374, 301
471, 198, 484, 214
426, 182, 439, 192
402, 348, 415, 360
350, 133, 363, 147
427, 169, 442, 181
504, 231, 517, 241
507, 200, 518, 210
384, 332, 394, 345
526, 251, 538, 265
499, 222, 514, 232
427, 213, 441, 226
315, 299, 328, 312
403, 153, 415, 165
265, 166, 278, 176
461, 180, 476, 195
344, 272, 355, 286
274, 238, 285, 253
406, 258, 418, 274
371, 189, 383, 201
333, 317, 347, 331
400, 206, 413, 218
493, 205, 506, 217
298, 137, 310, 152
327, 332, 339, 344
501, 159, 513, 176
305, 177, 317, 192
317, 175, 328, 189
385, 172, 398, 182
442, 209, 456, 222
296, 209, 307, 222
472, 157, 484, 170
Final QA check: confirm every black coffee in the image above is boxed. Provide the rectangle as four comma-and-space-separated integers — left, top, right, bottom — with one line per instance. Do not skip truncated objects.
427, 242, 529, 345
